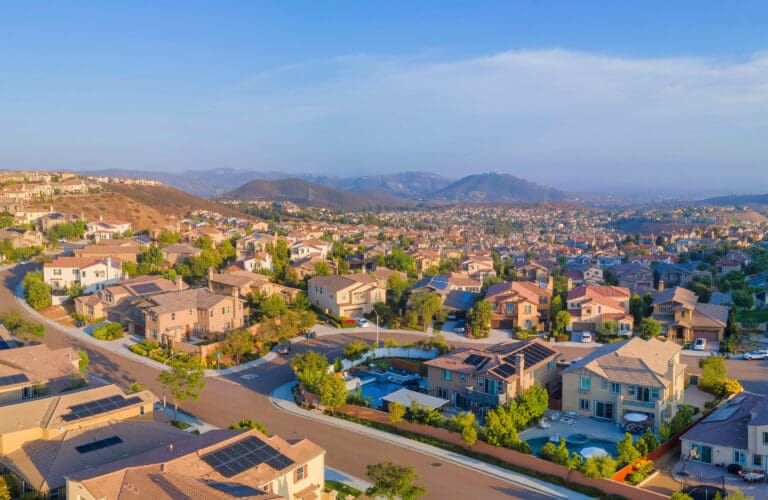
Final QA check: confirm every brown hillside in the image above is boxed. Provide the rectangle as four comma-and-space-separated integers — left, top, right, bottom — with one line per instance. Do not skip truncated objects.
107, 184, 246, 218
29, 192, 176, 232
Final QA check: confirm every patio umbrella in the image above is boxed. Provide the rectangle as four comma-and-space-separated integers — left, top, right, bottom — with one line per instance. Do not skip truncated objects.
580, 447, 608, 458
624, 413, 648, 423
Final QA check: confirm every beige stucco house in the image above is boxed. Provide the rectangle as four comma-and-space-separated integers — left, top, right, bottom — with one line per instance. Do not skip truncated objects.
560, 337, 686, 429
308, 274, 384, 318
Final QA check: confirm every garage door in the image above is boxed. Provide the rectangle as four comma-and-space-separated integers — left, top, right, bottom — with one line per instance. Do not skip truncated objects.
693, 330, 719, 342
345, 308, 363, 318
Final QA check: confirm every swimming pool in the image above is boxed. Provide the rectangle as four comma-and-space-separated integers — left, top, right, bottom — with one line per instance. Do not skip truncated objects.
356, 381, 406, 408
525, 436, 620, 458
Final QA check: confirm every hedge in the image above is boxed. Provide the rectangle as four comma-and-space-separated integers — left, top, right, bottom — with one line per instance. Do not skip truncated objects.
92, 323, 124, 341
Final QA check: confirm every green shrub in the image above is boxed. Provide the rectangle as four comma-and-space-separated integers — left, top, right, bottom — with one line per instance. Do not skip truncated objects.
129, 345, 148, 356
92, 323, 124, 340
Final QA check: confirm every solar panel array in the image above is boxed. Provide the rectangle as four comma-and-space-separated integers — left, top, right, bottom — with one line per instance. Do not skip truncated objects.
0, 373, 29, 387
502, 342, 556, 367
62, 395, 143, 422
202, 436, 295, 478
132, 282, 162, 295
207, 481, 266, 497
703, 406, 739, 423
493, 363, 517, 378
75, 436, 123, 454
464, 354, 490, 369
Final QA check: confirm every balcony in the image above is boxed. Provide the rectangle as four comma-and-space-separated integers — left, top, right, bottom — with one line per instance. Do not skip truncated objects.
623, 399, 660, 410
464, 388, 507, 406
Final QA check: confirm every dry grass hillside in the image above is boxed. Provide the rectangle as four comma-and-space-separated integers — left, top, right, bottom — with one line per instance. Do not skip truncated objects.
30, 192, 177, 232
107, 184, 246, 218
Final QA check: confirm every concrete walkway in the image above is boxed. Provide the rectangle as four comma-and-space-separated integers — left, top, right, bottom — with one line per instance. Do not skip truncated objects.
269, 382, 592, 500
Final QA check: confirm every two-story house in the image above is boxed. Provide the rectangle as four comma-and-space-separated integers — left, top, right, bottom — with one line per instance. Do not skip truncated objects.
484, 281, 552, 330
566, 285, 634, 335
133, 288, 246, 343
612, 262, 655, 295
461, 254, 497, 281
208, 269, 299, 303
161, 242, 202, 265
409, 272, 482, 313
74, 275, 183, 321
308, 274, 384, 318
424, 339, 560, 412
73, 240, 142, 263
561, 337, 686, 429
43, 256, 123, 295
236, 232, 278, 258
0, 344, 81, 404
516, 260, 553, 285
654, 262, 699, 289
290, 239, 331, 261
651, 286, 729, 343
680, 393, 768, 472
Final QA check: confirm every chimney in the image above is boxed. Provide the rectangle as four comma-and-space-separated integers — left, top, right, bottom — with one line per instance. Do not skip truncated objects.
105, 257, 111, 279
657, 280, 665, 293
175, 275, 183, 291
207, 267, 214, 292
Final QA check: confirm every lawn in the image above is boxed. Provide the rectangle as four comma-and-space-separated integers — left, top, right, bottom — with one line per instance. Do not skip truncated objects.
737, 309, 768, 326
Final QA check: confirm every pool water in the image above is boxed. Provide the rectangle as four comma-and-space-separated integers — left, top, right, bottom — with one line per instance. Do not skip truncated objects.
526, 436, 620, 458
356, 382, 405, 408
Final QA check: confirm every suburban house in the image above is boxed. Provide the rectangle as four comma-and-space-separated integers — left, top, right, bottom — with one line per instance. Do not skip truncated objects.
184, 225, 225, 246
654, 262, 699, 288
565, 265, 603, 286
291, 256, 337, 279
424, 339, 560, 412
0, 384, 160, 499
0, 227, 44, 248
43, 256, 123, 295
612, 262, 655, 295
236, 232, 277, 258
409, 272, 482, 312
161, 242, 202, 265
208, 269, 299, 303
680, 393, 768, 471
86, 218, 132, 240
410, 248, 441, 274
484, 281, 552, 330
0, 344, 81, 404
127, 288, 246, 343
461, 254, 497, 281
290, 239, 331, 261
651, 286, 729, 343
308, 274, 385, 318
74, 275, 183, 321
560, 337, 686, 429
566, 285, 634, 335
66, 428, 327, 500
73, 240, 142, 263
516, 260, 552, 284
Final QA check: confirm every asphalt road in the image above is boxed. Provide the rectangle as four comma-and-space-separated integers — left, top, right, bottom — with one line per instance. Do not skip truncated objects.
0, 264, 560, 500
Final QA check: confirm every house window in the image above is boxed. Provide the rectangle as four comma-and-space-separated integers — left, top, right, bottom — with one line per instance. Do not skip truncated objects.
442, 369, 451, 381
579, 399, 590, 411
524, 305, 532, 314
610, 382, 621, 395
53, 268, 62, 275
261, 483, 273, 494
547, 360, 554, 370
579, 376, 590, 392
294, 464, 307, 483
691, 443, 712, 464
436, 387, 447, 398
171, 313, 176, 321
754, 455, 763, 468
459, 373, 466, 383
734, 450, 746, 465
210, 309, 214, 317
763, 432, 768, 446
627, 385, 637, 398
82, 271, 87, 278
505, 303, 514, 312
601, 380, 608, 390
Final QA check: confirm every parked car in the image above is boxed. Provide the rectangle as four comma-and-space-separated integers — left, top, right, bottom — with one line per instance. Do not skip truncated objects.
580, 331, 592, 343
454, 319, 466, 333
693, 338, 707, 351
356, 318, 371, 328
744, 349, 768, 360
277, 341, 291, 355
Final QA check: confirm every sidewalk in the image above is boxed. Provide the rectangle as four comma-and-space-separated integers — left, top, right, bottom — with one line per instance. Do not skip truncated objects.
269, 382, 592, 500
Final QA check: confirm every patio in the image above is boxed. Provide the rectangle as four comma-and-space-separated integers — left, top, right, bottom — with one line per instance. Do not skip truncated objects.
670, 457, 768, 498
519, 410, 628, 443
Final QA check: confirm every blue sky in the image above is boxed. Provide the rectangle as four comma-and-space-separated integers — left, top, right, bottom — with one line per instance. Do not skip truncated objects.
1, 1, 767, 193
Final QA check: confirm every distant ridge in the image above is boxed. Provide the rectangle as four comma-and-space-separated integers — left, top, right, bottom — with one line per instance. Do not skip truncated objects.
223, 178, 414, 210
429, 172, 568, 203
701, 193, 768, 206
301, 171, 454, 199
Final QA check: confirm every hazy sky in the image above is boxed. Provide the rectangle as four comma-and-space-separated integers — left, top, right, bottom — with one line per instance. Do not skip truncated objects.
1, 1, 767, 193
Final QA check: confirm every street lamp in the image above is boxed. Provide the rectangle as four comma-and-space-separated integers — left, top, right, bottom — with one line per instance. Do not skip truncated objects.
161, 351, 184, 409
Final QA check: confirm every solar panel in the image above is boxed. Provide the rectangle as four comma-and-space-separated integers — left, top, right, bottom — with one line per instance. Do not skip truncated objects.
703, 406, 739, 423
62, 395, 143, 421
202, 436, 295, 478
75, 436, 123, 454
465, 354, 490, 367
494, 364, 517, 378
0, 373, 29, 387
207, 482, 265, 497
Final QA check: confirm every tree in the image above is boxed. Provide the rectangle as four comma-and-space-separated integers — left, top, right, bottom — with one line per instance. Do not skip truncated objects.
127, 382, 146, 394
388, 401, 406, 424
616, 432, 641, 467
713, 378, 743, 398
365, 462, 426, 500
222, 329, 254, 364
642, 292, 654, 317
157, 229, 182, 247
670, 493, 694, 500
732, 289, 755, 309
16, 321, 45, 339
66, 281, 84, 298
158, 363, 206, 421
314, 261, 331, 276
669, 405, 694, 436
411, 292, 442, 331
0, 475, 10, 500
387, 273, 411, 307
554, 310, 571, 334
580, 454, 617, 478
291, 351, 329, 393
0, 310, 23, 331
462, 425, 478, 452
699, 355, 727, 392
639, 428, 660, 453
23, 273, 51, 311
637, 317, 661, 339
317, 374, 348, 409
629, 294, 644, 324
77, 348, 89, 372
517, 383, 549, 425
599, 320, 618, 335
228, 419, 269, 435
467, 301, 493, 336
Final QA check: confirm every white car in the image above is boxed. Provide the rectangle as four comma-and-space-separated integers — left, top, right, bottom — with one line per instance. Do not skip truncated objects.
580, 331, 592, 343
692, 338, 707, 351
356, 318, 371, 328
744, 349, 768, 360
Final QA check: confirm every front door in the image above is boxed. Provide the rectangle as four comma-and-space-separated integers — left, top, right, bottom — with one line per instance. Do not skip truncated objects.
594, 401, 614, 420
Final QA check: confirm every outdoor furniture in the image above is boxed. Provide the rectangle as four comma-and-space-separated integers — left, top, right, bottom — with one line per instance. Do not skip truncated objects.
564, 411, 579, 419
539, 419, 550, 429
549, 411, 561, 421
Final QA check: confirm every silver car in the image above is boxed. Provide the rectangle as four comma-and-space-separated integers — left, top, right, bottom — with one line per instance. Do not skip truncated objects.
744, 349, 768, 360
